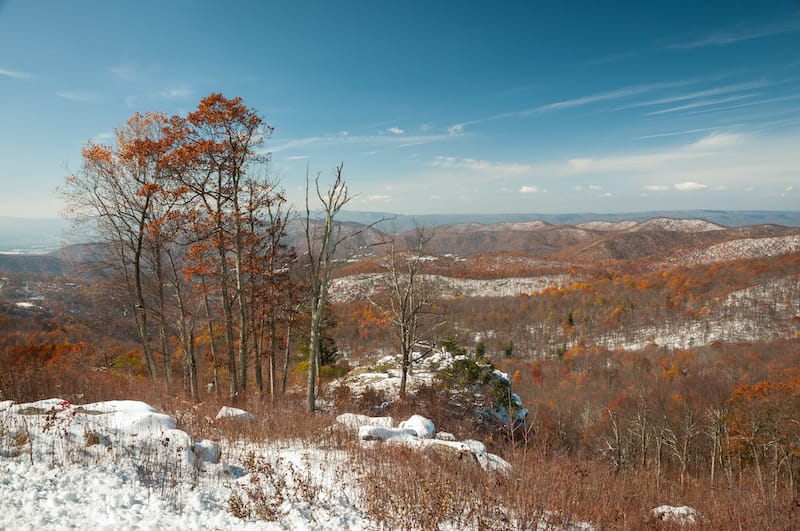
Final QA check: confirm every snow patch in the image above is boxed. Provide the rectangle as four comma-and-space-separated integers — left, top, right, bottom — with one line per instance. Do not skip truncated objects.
652, 505, 698, 525
214, 406, 254, 421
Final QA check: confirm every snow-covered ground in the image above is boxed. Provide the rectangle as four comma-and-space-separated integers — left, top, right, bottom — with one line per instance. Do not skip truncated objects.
330, 273, 570, 303
0, 395, 581, 530
668, 234, 800, 265
596, 276, 799, 351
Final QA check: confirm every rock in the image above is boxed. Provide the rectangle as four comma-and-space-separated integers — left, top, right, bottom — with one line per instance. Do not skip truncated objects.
427, 440, 480, 467
463, 439, 486, 453
336, 413, 394, 431
214, 406, 254, 421
398, 415, 436, 439
358, 426, 418, 442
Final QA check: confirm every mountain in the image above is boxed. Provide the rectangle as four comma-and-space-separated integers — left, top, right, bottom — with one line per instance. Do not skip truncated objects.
333, 210, 800, 232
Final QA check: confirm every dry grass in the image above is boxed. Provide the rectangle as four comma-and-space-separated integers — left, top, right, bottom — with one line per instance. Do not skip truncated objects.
4, 368, 799, 529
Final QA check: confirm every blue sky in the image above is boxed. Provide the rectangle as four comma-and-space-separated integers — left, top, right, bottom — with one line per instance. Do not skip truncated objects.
1, 0, 799, 218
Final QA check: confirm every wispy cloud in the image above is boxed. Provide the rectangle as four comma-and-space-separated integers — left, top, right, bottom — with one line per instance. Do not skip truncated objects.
669, 18, 800, 50
109, 62, 159, 81
690, 132, 746, 149
447, 78, 703, 133
366, 194, 392, 202
519, 185, 540, 193
676, 93, 800, 117
636, 127, 718, 140
54, 91, 100, 102
617, 81, 769, 111
91, 132, 114, 144
270, 131, 460, 153
643, 182, 709, 192
646, 93, 760, 115
673, 181, 709, 191
643, 185, 670, 192
432, 156, 533, 178
0, 68, 29, 79
159, 86, 193, 99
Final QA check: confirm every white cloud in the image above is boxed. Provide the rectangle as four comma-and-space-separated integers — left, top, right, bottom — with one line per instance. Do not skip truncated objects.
91, 132, 114, 143
519, 185, 539, 193
270, 131, 456, 153
447, 123, 464, 135
673, 182, 709, 191
338, 130, 349, 136
691, 132, 745, 150
647, 93, 759, 115
109, 62, 158, 80
589, 184, 604, 191
387, 127, 405, 135
447, 77, 703, 133
367, 194, 392, 202
54, 91, 99, 102
419, 122, 433, 132
0, 68, 29, 79
568, 158, 592, 169
159, 87, 193, 99
669, 19, 800, 49
572, 185, 583, 192
644, 182, 710, 192
636, 127, 716, 140
618, 81, 768, 111
431, 156, 533, 177
285, 155, 309, 161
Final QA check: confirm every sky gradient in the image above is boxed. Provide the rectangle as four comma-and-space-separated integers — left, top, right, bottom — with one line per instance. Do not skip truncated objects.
1, 0, 799, 218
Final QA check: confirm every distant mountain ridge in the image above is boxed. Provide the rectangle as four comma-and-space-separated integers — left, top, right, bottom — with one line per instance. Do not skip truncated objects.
332, 210, 800, 232
1, 212, 799, 275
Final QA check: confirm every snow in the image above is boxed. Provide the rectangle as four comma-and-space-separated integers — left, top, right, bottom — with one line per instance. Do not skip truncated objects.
330, 273, 570, 302
343, 413, 512, 474
652, 505, 698, 525
0, 397, 537, 529
632, 218, 724, 233
669, 234, 800, 265
334, 413, 393, 432
215, 406, 255, 421
0, 398, 255, 530
398, 414, 436, 439
576, 220, 638, 231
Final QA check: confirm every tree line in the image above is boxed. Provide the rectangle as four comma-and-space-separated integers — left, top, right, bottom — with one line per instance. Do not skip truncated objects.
57, 93, 436, 410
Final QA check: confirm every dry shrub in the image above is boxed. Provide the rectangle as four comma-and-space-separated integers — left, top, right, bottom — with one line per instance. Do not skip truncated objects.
162, 392, 335, 445
356, 441, 800, 530
502, 449, 800, 530
358, 445, 513, 530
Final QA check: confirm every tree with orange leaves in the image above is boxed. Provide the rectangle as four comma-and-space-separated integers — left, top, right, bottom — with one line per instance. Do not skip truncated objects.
61, 111, 184, 383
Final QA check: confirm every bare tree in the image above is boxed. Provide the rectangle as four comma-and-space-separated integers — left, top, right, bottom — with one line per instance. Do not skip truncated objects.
376, 226, 443, 397
304, 163, 352, 412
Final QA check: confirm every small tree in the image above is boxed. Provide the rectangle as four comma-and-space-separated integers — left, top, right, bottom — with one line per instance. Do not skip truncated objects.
377, 226, 443, 397
304, 163, 352, 413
